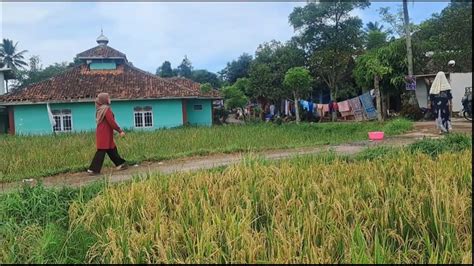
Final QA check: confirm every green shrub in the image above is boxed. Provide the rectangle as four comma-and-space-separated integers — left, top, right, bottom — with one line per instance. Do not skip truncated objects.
408, 133, 472, 157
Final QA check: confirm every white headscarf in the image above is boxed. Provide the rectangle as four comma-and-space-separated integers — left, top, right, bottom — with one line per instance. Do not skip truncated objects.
429, 71, 451, 95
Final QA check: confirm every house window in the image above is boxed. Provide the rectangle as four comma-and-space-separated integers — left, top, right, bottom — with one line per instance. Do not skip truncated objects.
193, 104, 203, 111
134, 106, 153, 128
52, 109, 73, 132
89, 59, 117, 70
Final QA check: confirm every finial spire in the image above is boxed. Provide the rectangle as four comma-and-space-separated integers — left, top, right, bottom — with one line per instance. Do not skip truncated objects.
96, 28, 109, 45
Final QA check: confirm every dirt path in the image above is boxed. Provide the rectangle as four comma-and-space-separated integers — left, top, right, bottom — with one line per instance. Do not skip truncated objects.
1, 119, 471, 193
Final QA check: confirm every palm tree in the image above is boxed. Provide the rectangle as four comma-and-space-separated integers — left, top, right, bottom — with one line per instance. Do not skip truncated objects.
365, 21, 384, 32
0, 39, 28, 93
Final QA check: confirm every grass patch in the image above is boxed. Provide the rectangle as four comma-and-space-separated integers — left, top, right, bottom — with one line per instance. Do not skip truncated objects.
408, 133, 472, 157
0, 119, 412, 182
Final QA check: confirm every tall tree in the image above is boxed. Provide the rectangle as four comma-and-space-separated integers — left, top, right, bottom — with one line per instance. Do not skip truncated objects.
29, 55, 41, 72
177, 55, 193, 78
289, 1, 370, 100
247, 40, 305, 103
365, 21, 385, 32
353, 49, 392, 121
283, 67, 313, 123
191, 69, 221, 88
156, 61, 174, 77
219, 53, 253, 84
222, 79, 249, 118
402, 0, 419, 107
0, 39, 28, 93
364, 22, 389, 50
413, 2, 472, 73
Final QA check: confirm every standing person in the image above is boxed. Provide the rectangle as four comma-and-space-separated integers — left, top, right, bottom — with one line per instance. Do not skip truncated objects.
329, 100, 338, 122
87, 93, 128, 175
429, 71, 453, 134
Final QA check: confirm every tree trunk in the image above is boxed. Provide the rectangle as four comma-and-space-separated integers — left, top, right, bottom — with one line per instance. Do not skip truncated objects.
402, 0, 419, 108
382, 90, 388, 119
293, 91, 300, 124
374, 75, 383, 122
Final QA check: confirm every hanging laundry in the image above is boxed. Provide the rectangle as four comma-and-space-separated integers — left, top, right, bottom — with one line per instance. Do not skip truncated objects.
337, 100, 351, 112
349, 97, 364, 121
322, 104, 330, 113
337, 100, 351, 118
300, 100, 309, 111
359, 92, 377, 120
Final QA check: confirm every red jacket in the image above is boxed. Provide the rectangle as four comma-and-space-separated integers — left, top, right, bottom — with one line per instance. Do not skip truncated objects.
96, 108, 122, 150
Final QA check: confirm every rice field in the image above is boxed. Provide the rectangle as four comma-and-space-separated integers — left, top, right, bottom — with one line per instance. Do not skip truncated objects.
1, 135, 471, 264
0, 119, 412, 182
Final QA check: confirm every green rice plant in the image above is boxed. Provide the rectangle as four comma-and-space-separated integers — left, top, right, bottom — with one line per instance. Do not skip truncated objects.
408, 133, 472, 157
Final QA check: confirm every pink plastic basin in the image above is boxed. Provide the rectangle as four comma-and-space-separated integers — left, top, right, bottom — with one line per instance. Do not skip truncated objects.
368, 131, 384, 141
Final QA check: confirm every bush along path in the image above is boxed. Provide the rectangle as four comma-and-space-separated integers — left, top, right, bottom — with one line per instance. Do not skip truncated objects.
0, 131, 444, 194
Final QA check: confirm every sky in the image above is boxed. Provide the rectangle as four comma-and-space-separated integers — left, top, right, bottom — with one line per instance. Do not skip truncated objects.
1, 1, 450, 74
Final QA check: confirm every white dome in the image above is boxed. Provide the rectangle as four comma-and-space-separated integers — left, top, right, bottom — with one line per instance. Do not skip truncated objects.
96, 29, 109, 45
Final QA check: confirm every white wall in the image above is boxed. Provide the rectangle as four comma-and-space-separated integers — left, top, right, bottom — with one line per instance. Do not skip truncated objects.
0, 72, 5, 95
449, 73, 472, 112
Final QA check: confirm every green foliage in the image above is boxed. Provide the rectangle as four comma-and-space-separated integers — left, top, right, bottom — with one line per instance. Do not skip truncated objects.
200, 83, 212, 93
156, 61, 174, 77
353, 48, 392, 91
177, 55, 193, 78
283, 67, 313, 98
222, 84, 248, 111
248, 62, 274, 101
378, 6, 418, 38
219, 53, 253, 84
366, 30, 388, 50
290, 1, 369, 99
0, 182, 104, 263
247, 40, 305, 102
191, 69, 221, 88
413, 3, 472, 73
408, 133, 472, 157
0, 38, 28, 71
381, 118, 413, 135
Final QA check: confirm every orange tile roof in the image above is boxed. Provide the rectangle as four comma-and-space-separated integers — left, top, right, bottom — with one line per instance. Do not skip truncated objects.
0, 63, 221, 104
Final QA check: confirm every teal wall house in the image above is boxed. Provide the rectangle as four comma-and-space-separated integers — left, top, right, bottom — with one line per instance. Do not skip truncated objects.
0, 33, 220, 135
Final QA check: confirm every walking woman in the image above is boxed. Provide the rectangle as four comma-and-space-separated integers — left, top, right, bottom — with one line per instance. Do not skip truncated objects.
87, 93, 128, 175
429, 71, 453, 134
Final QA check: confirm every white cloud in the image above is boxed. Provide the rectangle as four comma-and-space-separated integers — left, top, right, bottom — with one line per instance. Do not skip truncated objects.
1, 2, 66, 25
94, 2, 302, 72
1, 1, 446, 74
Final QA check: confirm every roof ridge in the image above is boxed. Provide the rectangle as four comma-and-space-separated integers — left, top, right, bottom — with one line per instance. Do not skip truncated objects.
124, 63, 197, 93
77, 44, 127, 59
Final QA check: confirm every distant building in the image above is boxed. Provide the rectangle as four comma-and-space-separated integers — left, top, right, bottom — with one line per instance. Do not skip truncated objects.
414, 72, 472, 113
0, 32, 221, 135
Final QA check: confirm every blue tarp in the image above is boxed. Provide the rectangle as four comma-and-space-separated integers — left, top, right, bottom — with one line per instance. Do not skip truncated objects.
359, 92, 377, 120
